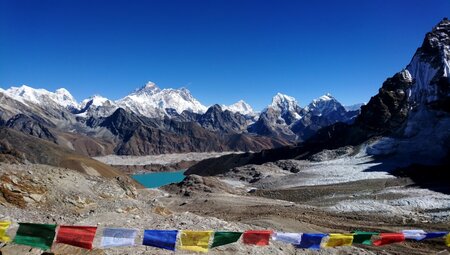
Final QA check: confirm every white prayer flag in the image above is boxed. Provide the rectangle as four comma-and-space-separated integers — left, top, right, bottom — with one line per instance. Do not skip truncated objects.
101, 228, 137, 248
402, 229, 426, 240
272, 232, 302, 245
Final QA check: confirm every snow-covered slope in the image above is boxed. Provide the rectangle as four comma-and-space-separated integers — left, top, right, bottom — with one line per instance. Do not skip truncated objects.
269, 93, 302, 120
77, 95, 118, 117
116, 81, 207, 117
305, 93, 346, 116
1, 85, 78, 109
222, 100, 255, 115
80, 95, 110, 108
406, 19, 450, 106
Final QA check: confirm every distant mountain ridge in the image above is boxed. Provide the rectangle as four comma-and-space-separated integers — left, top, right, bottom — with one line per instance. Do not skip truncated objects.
1, 60, 362, 157
1, 81, 359, 119
0, 80, 360, 152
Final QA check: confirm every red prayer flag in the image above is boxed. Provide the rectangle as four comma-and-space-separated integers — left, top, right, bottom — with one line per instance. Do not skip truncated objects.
56, 226, 97, 249
373, 233, 405, 246
243, 230, 273, 246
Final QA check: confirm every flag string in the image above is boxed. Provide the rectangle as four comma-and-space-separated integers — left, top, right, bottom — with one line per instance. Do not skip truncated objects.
0, 220, 449, 252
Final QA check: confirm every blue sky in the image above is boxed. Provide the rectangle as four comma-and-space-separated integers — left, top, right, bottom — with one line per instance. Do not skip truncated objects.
0, 0, 449, 110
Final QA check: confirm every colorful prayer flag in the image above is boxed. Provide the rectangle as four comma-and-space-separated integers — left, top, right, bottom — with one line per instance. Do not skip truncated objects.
56, 225, 97, 250
178, 230, 213, 253
13, 223, 57, 250
445, 234, 450, 247
423, 232, 448, 240
325, 233, 353, 247
211, 232, 242, 248
243, 230, 272, 246
352, 231, 378, 245
373, 233, 405, 246
296, 233, 327, 250
402, 229, 426, 240
101, 228, 137, 248
272, 232, 302, 245
0, 221, 11, 243
143, 230, 178, 251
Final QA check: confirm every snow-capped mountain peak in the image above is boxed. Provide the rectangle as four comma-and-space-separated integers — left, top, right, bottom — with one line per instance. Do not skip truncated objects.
270, 93, 300, 113
317, 93, 333, 101
2, 85, 78, 109
80, 95, 111, 108
131, 81, 161, 96
116, 82, 207, 117
77, 95, 118, 117
222, 100, 255, 115
306, 93, 345, 116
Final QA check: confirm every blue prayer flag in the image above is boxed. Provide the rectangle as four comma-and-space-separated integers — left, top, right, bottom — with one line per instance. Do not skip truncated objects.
143, 230, 178, 251
296, 233, 327, 250
424, 232, 448, 239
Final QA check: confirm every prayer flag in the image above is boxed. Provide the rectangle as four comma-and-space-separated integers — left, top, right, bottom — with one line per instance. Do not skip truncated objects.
373, 233, 405, 246
143, 230, 178, 251
296, 233, 327, 250
211, 232, 242, 248
402, 229, 426, 240
178, 230, 213, 253
325, 233, 353, 247
13, 223, 57, 250
56, 225, 97, 250
101, 228, 137, 248
352, 231, 378, 245
243, 230, 272, 246
0, 221, 11, 243
445, 233, 450, 247
423, 232, 448, 240
272, 232, 302, 245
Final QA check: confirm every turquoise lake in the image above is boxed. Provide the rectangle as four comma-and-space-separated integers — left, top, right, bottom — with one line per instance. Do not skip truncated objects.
132, 170, 186, 188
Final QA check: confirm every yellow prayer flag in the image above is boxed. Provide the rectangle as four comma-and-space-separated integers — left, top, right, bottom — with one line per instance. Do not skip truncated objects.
324, 233, 354, 247
178, 230, 213, 253
0, 221, 11, 243
446, 233, 450, 247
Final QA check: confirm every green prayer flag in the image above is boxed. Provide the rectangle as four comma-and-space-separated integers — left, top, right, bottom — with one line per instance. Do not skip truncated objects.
352, 231, 378, 245
211, 232, 242, 248
13, 223, 57, 250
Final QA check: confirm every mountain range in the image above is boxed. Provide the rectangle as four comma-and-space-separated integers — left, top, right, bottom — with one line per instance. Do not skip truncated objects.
187, 18, 450, 176
0, 77, 360, 157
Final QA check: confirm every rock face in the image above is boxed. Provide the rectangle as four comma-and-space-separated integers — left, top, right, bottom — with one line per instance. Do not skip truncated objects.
197, 104, 249, 133
407, 18, 450, 112
186, 19, 450, 176
248, 107, 297, 140
5, 114, 58, 143
94, 108, 291, 155
356, 70, 413, 132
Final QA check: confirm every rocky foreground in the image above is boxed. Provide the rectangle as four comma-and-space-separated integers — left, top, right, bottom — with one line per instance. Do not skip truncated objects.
1, 148, 450, 255
0, 163, 369, 255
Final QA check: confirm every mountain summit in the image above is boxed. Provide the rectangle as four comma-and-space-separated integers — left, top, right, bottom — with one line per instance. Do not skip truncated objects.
222, 100, 255, 116
115, 82, 207, 117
